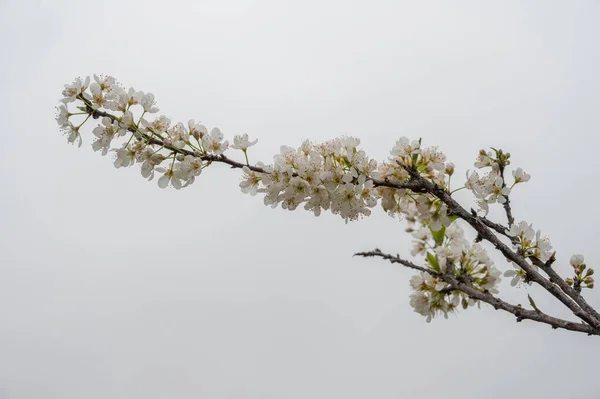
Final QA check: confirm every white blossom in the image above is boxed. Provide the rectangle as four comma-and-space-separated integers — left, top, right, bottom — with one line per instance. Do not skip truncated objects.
92, 117, 123, 155
202, 128, 229, 155
93, 74, 116, 91
126, 87, 144, 107
61, 76, 90, 103
140, 92, 159, 113
504, 268, 527, 287
142, 115, 171, 133
168, 123, 189, 149
141, 153, 165, 180
240, 166, 263, 195
113, 144, 136, 168
105, 86, 129, 112
188, 119, 208, 140
89, 82, 106, 109
391, 137, 420, 159
157, 167, 182, 189
64, 122, 82, 148
570, 254, 585, 267
512, 167, 531, 183
231, 134, 258, 151
55, 104, 70, 128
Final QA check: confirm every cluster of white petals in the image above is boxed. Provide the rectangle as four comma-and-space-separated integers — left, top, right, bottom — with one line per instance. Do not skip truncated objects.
239, 138, 379, 222
508, 221, 554, 262
465, 149, 530, 215
56, 75, 254, 190
566, 254, 594, 290
408, 222, 501, 321
377, 138, 455, 230
502, 220, 555, 286
231, 134, 258, 151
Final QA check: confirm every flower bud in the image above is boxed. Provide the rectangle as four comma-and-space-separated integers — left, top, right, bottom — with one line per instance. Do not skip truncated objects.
176, 154, 185, 162
574, 265, 586, 275
150, 153, 165, 164
585, 268, 594, 277
445, 162, 455, 176
565, 278, 574, 286
570, 254, 585, 267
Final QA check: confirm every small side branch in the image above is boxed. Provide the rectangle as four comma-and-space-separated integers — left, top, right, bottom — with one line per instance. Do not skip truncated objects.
354, 249, 436, 275
356, 249, 600, 336
498, 163, 515, 227
477, 214, 518, 244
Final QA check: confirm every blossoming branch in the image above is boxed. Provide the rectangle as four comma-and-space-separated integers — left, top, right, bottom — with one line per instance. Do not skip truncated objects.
56, 75, 599, 336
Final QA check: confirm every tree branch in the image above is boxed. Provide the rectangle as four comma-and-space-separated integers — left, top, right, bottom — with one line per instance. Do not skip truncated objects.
75, 93, 600, 333
356, 249, 600, 336
371, 167, 600, 330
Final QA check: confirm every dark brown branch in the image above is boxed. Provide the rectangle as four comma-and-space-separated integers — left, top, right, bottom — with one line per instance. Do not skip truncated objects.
356, 249, 600, 336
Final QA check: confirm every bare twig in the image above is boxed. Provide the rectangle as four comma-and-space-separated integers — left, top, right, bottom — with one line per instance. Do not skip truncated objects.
354, 248, 437, 275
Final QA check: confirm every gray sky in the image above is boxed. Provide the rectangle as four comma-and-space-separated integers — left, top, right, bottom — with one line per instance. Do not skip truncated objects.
1, 0, 599, 398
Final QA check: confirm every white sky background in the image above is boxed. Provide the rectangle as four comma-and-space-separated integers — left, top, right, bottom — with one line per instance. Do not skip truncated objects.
1, 0, 599, 398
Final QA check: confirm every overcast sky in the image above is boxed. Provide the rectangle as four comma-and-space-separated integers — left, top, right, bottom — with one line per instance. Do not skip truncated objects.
1, 0, 600, 398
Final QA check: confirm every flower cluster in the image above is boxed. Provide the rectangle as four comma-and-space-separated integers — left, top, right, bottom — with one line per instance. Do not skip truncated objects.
465, 148, 530, 215
377, 138, 455, 230
566, 255, 594, 290
508, 221, 554, 262
501, 220, 554, 286
409, 272, 459, 322
408, 222, 501, 321
239, 138, 379, 222
56, 75, 257, 190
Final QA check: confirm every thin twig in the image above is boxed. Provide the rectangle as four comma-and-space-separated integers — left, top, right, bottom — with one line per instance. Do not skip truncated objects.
498, 163, 515, 227
354, 248, 438, 275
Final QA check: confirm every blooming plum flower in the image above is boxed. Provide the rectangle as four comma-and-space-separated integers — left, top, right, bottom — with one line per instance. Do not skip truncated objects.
512, 167, 531, 183
231, 134, 258, 151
